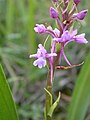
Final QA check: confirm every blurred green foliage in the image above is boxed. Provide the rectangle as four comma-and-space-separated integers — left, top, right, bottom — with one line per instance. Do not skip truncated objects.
67, 54, 90, 120
0, 0, 90, 120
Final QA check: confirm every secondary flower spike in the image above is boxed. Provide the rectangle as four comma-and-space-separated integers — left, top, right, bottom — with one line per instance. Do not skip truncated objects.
29, 44, 57, 68
50, 7, 58, 19
77, 10, 88, 20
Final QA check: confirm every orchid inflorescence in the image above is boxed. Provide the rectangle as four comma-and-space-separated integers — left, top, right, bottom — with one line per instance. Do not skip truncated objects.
30, 0, 88, 75
30, 1, 88, 118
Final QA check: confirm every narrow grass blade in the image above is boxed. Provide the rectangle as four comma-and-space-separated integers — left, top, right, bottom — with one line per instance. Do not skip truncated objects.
27, 0, 37, 53
6, 0, 15, 35
67, 54, 90, 120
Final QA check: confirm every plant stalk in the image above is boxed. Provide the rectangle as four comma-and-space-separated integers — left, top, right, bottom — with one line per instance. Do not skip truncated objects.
45, 64, 54, 120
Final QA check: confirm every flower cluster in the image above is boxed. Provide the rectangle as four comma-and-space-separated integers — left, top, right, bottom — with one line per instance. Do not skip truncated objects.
30, 0, 88, 69
30, 44, 57, 68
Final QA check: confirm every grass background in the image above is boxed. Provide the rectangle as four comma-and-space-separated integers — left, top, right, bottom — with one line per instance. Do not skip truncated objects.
0, 0, 90, 120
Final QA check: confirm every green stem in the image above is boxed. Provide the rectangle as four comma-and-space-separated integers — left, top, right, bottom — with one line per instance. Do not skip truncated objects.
45, 86, 52, 120
44, 47, 61, 120
45, 67, 53, 120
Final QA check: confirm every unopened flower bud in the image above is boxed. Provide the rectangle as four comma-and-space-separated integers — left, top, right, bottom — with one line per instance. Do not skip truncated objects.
50, 7, 58, 19
77, 10, 88, 20
74, 0, 80, 5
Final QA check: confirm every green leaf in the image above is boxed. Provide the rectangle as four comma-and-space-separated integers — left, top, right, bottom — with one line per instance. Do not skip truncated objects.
67, 54, 90, 120
0, 64, 19, 120
44, 88, 52, 106
48, 92, 60, 117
